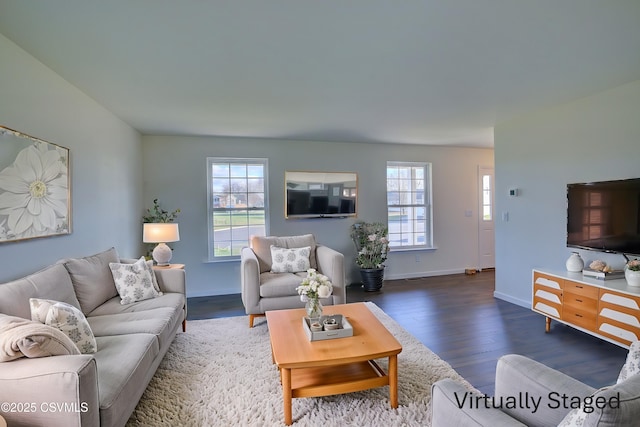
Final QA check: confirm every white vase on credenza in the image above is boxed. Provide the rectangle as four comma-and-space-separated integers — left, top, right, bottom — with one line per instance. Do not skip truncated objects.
565, 252, 584, 272
625, 269, 640, 287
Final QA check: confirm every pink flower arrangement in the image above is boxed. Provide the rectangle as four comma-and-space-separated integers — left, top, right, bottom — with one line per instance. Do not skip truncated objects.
627, 259, 640, 272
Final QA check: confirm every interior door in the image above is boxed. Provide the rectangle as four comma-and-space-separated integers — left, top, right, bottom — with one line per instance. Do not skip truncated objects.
478, 166, 495, 270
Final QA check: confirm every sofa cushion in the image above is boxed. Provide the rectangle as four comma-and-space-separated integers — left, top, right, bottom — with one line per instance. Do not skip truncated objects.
94, 334, 159, 427
109, 257, 162, 305
270, 246, 311, 273
259, 271, 307, 298
0, 263, 81, 319
88, 307, 180, 350
63, 247, 120, 314
251, 234, 317, 273
87, 292, 185, 318
30, 298, 97, 354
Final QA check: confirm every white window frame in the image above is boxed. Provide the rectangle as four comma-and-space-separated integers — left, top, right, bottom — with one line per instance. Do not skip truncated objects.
207, 157, 269, 261
386, 161, 433, 250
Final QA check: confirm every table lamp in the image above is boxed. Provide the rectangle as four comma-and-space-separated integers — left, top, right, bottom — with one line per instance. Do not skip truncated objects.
143, 223, 180, 266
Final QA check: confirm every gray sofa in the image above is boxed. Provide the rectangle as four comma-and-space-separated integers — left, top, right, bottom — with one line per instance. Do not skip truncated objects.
241, 234, 345, 327
0, 247, 186, 427
432, 353, 640, 426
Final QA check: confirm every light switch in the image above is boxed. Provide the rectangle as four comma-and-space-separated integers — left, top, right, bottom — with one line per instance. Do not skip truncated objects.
502, 212, 509, 222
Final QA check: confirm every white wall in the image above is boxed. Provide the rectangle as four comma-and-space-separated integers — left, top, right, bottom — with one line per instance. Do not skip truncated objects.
142, 135, 493, 297
0, 34, 143, 282
494, 79, 640, 306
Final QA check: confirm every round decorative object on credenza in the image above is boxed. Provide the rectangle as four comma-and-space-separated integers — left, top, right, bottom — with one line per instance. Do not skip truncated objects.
565, 252, 584, 272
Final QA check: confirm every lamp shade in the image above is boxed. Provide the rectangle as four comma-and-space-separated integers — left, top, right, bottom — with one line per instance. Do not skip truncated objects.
143, 223, 180, 243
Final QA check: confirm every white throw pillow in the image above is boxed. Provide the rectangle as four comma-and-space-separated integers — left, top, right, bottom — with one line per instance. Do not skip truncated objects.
558, 385, 613, 427
145, 259, 162, 293
270, 246, 311, 273
617, 340, 640, 383
109, 257, 162, 305
30, 298, 97, 354
558, 407, 587, 427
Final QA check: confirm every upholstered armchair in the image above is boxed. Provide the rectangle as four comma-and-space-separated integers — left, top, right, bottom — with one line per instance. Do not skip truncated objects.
432, 351, 640, 426
241, 234, 346, 327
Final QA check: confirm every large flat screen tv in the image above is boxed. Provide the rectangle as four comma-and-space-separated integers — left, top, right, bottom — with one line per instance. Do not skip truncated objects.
567, 177, 640, 256
285, 171, 357, 219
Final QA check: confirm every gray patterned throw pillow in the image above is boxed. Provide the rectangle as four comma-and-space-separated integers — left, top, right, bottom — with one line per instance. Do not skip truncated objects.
109, 257, 162, 305
30, 298, 97, 354
270, 245, 311, 273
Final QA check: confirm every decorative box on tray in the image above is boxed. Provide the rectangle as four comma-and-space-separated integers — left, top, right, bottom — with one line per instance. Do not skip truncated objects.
302, 314, 353, 341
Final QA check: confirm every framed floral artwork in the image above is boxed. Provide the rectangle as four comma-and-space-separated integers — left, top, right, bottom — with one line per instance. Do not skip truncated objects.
0, 126, 71, 242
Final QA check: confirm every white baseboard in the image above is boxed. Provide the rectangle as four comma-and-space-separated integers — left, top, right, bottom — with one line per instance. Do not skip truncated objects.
493, 291, 530, 309
385, 268, 466, 281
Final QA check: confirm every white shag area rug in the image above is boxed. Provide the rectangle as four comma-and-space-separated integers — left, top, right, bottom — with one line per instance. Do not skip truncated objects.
126, 302, 474, 426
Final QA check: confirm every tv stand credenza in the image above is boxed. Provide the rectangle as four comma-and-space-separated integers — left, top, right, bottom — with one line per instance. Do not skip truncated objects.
532, 269, 640, 348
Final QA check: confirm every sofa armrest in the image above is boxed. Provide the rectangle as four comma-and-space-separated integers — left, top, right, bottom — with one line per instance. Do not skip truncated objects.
241, 247, 261, 314
153, 267, 186, 295
0, 355, 99, 427
495, 354, 596, 426
316, 245, 345, 304
432, 379, 526, 427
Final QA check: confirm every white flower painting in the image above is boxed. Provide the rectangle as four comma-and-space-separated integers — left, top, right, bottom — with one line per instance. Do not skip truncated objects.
0, 127, 70, 242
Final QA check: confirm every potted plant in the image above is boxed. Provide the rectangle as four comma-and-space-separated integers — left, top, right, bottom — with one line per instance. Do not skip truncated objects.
350, 221, 390, 292
143, 198, 181, 223
625, 259, 640, 287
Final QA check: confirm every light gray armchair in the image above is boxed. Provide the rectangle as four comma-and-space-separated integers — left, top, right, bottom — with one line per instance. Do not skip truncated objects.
241, 234, 346, 327
432, 353, 640, 426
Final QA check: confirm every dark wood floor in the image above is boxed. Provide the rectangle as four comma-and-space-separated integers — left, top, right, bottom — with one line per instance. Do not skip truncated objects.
187, 270, 628, 395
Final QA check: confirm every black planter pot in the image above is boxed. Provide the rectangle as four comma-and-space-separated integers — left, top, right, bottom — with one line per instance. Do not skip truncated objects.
359, 268, 384, 292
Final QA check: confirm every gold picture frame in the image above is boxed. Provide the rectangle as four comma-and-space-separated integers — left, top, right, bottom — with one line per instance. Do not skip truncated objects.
0, 126, 71, 242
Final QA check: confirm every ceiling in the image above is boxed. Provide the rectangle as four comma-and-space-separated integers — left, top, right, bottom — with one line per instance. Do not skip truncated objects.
1, 1, 639, 148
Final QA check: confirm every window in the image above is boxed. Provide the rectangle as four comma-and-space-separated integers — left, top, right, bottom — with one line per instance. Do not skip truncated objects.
386, 162, 433, 249
207, 158, 268, 260
482, 174, 492, 221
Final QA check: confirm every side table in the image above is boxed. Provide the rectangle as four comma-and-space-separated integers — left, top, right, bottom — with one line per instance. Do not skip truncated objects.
152, 263, 185, 270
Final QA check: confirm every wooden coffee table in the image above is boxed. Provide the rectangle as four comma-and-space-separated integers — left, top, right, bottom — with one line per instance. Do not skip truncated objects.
266, 302, 402, 425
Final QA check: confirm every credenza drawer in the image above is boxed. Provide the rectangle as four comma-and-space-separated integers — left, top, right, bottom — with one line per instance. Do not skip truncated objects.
533, 283, 562, 319
597, 319, 640, 347
563, 291, 598, 312
563, 281, 599, 299
599, 289, 640, 311
563, 305, 597, 331
533, 272, 563, 291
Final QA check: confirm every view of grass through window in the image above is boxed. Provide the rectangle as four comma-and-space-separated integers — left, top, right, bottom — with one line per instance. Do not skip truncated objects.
386, 162, 432, 248
208, 158, 268, 259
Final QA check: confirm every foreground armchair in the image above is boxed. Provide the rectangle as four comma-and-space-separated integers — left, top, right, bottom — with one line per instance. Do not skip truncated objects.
241, 234, 345, 327
432, 352, 640, 426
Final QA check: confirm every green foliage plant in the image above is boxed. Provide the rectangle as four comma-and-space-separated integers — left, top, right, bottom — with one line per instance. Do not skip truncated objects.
143, 198, 180, 223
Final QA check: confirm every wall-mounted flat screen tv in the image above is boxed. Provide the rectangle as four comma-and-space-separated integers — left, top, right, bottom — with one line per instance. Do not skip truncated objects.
567, 177, 640, 256
285, 171, 357, 219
